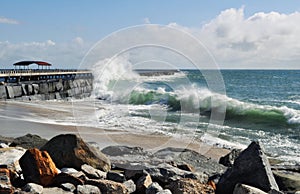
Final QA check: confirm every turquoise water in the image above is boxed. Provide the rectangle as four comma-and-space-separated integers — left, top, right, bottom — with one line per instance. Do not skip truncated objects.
95, 70, 300, 164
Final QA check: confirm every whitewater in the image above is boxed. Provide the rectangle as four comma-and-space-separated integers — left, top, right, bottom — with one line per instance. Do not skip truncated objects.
88, 58, 300, 164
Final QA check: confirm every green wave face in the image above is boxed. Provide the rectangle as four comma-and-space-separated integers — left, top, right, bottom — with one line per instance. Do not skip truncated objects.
126, 90, 300, 130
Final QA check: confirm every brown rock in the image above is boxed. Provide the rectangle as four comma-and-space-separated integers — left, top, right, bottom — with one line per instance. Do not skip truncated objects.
177, 163, 195, 172
0, 168, 13, 194
166, 178, 214, 194
41, 134, 111, 172
19, 148, 58, 186
86, 179, 128, 194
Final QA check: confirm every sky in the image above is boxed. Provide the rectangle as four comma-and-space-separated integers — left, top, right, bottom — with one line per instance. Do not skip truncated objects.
1, 0, 300, 69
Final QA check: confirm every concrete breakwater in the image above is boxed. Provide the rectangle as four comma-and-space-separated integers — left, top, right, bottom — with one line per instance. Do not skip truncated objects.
0, 70, 93, 100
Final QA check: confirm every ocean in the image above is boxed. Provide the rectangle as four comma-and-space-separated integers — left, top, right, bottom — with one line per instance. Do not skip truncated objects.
91, 67, 300, 165
1, 66, 299, 165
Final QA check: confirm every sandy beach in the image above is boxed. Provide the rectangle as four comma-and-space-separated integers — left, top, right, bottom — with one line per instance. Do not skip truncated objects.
0, 100, 230, 161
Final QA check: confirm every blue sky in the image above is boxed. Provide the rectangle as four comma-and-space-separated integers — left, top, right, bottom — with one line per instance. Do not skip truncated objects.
1, 1, 300, 69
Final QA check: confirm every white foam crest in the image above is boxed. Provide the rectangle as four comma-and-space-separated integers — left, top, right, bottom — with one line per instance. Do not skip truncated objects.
92, 56, 139, 100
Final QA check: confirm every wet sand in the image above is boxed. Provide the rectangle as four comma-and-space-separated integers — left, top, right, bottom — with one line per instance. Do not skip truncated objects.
0, 100, 230, 160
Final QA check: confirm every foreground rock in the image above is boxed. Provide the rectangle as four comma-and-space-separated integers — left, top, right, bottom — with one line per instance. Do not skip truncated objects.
166, 178, 214, 194
216, 141, 279, 194
10, 134, 48, 149
41, 134, 111, 172
0, 147, 26, 171
273, 170, 300, 192
233, 183, 268, 194
0, 166, 13, 194
19, 148, 58, 186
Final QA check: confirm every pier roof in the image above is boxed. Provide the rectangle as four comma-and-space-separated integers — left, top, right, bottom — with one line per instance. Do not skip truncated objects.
13, 61, 52, 67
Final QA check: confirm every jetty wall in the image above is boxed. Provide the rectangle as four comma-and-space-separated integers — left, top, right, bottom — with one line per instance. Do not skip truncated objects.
0, 71, 93, 100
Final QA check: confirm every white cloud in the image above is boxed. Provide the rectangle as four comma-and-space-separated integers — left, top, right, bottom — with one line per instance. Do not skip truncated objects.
0, 16, 19, 24
0, 39, 89, 69
195, 7, 300, 68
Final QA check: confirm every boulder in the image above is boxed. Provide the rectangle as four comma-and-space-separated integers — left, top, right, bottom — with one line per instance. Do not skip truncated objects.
13, 86, 22, 97
102, 145, 147, 156
166, 178, 214, 194
21, 84, 27, 95
19, 148, 58, 186
26, 84, 33, 95
107, 171, 126, 183
55, 81, 64, 92
233, 183, 267, 194
273, 170, 300, 192
10, 134, 48, 149
22, 183, 43, 194
0, 167, 13, 194
81, 164, 107, 179
146, 182, 163, 194
86, 179, 128, 194
219, 149, 241, 167
0, 85, 7, 99
39, 83, 49, 94
154, 147, 226, 177
0, 147, 26, 171
77, 185, 101, 194
43, 187, 73, 194
60, 183, 76, 192
145, 163, 207, 185
0, 143, 9, 148
41, 134, 111, 172
136, 174, 152, 193
6, 86, 14, 99
157, 189, 172, 194
51, 172, 84, 187
216, 141, 279, 194
123, 180, 136, 193
32, 84, 39, 94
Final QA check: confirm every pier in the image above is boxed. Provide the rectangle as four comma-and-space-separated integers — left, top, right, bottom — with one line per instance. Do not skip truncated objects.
0, 61, 93, 100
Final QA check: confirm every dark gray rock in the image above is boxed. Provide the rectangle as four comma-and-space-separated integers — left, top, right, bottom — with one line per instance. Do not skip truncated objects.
273, 170, 300, 192
85, 179, 128, 194
22, 183, 43, 194
21, 84, 27, 95
60, 183, 76, 192
219, 148, 241, 167
136, 174, 152, 193
102, 145, 148, 156
26, 84, 33, 95
81, 164, 107, 179
145, 163, 208, 185
55, 81, 64, 91
157, 189, 172, 194
39, 83, 49, 94
216, 141, 279, 194
0, 135, 14, 144
13, 85, 22, 97
41, 134, 111, 172
77, 185, 101, 194
107, 171, 126, 183
154, 147, 226, 177
123, 180, 136, 193
10, 133, 48, 149
0, 85, 7, 99
52, 172, 84, 187
233, 183, 267, 194
6, 86, 14, 98
43, 187, 73, 194
146, 182, 163, 194
32, 84, 39, 94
